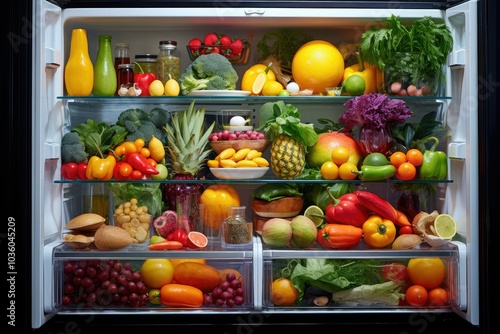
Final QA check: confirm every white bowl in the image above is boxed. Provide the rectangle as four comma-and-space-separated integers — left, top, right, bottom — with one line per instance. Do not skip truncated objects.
210, 167, 269, 180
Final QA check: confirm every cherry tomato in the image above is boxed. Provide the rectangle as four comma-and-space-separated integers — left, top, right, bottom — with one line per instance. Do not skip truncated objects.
140, 147, 151, 158
405, 284, 428, 306
147, 158, 157, 168
338, 162, 358, 180
399, 225, 414, 235
119, 162, 133, 177
130, 169, 144, 180
134, 138, 145, 150
428, 287, 448, 306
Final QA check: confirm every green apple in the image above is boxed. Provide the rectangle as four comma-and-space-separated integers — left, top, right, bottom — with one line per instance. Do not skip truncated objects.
149, 235, 166, 245
151, 163, 168, 180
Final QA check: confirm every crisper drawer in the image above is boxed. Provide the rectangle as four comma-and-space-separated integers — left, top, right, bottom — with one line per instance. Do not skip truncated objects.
52, 247, 254, 312
260, 239, 465, 312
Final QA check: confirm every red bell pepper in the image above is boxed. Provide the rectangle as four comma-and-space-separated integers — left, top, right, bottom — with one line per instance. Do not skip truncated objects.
126, 152, 159, 175
61, 162, 78, 180
77, 162, 88, 180
354, 190, 398, 223
318, 223, 363, 249
133, 62, 156, 96
325, 189, 369, 228
167, 229, 188, 247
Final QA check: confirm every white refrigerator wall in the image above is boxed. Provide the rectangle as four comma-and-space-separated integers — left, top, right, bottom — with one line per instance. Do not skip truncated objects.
32, 0, 479, 328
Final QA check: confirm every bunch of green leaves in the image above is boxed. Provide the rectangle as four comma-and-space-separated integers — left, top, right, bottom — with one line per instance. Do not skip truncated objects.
256, 29, 313, 73
71, 119, 127, 158
392, 111, 448, 151
107, 183, 164, 217
359, 15, 453, 85
257, 101, 318, 151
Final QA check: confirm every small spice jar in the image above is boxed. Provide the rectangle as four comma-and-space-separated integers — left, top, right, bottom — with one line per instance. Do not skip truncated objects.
156, 40, 180, 85
134, 54, 157, 74
221, 206, 253, 248
117, 63, 135, 93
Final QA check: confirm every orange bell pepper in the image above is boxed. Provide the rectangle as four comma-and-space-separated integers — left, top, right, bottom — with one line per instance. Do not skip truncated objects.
362, 215, 397, 248
343, 52, 378, 94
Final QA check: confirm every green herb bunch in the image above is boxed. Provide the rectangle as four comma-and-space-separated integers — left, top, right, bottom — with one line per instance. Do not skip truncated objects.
359, 15, 453, 91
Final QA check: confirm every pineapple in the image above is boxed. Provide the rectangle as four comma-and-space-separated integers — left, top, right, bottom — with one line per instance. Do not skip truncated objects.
258, 101, 318, 180
270, 134, 305, 179
163, 101, 215, 230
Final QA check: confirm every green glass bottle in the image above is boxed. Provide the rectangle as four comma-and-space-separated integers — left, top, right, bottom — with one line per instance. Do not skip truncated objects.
92, 35, 117, 96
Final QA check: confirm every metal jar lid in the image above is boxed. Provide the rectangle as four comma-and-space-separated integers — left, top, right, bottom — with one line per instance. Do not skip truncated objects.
134, 54, 158, 62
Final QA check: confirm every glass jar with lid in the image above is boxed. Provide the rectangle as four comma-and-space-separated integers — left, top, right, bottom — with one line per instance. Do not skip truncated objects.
134, 54, 157, 75
156, 40, 180, 84
221, 206, 253, 248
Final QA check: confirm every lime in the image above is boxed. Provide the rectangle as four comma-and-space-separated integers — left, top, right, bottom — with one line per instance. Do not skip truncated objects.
149, 79, 165, 96
278, 89, 290, 96
432, 214, 457, 239
342, 74, 366, 96
304, 205, 324, 227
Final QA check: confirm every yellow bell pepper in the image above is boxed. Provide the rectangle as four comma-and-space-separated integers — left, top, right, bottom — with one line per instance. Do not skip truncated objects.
343, 53, 378, 94
85, 155, 116, 181
241, 63, 276, 95
362, 215, 396, 248
199, 184, 241, 230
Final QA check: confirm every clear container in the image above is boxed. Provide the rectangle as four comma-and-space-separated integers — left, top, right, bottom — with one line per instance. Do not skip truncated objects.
117, 63, 134, 93
114, 42, 131, 74
221, 206, 253, 248
156, 40, 180, 84
134, 54, 157, 74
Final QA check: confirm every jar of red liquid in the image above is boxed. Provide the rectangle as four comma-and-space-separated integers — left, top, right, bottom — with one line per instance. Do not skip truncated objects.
114, 42, 131, 71
117, 63, 134, 94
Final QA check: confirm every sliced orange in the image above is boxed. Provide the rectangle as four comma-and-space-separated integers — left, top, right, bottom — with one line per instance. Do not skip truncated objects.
187, 231, 208, 249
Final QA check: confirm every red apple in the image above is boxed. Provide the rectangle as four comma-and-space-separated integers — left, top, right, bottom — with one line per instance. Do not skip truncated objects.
305, 131, 362, 168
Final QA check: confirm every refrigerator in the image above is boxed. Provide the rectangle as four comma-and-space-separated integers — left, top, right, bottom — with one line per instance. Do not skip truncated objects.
6, 0, 497, 333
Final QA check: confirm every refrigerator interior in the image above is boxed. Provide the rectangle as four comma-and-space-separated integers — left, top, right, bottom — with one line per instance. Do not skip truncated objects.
31, 0, 479, 330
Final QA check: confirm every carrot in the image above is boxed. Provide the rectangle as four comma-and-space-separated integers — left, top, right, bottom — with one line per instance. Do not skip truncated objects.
160, 283, 203, 308
394, 209, 411, 227
148, 240, 183, 250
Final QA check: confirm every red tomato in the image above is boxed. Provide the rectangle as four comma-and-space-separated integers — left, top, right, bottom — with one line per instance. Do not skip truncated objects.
119, 162, 133, 177
428, 287, 448, 306
399, 225, 414, 235
405, 284, 428, 306
130, 169, 143, 180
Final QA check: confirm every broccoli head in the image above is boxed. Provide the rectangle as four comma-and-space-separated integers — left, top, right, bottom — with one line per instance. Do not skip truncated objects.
116, 108, 168, 145
61, 132, 87, 163
179, 53, 238, 95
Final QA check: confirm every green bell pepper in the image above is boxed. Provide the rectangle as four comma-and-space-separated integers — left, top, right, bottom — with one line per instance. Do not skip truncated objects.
418, 137, 448, 180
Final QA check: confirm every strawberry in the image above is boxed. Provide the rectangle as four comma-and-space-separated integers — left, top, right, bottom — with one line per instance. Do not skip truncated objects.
188, 37, 202, 52
204, 32, 219, 46
228, 39, 244, 57
219, 35, 232, 46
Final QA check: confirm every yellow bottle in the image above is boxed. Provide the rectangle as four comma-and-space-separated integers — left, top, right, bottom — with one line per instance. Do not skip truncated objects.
64, 28, 94, 96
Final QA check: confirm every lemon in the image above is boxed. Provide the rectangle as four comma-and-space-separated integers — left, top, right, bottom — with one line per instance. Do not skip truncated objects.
262, 80, 284, 96
164, 78, 180, 96
149, 79, 165, 96
432, 214, 457, 239
304, 205, 324, 227
342, 74, 366, 96
252, 73, 267, 95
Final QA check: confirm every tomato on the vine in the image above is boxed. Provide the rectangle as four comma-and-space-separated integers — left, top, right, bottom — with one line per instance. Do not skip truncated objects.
405, 284, 428, 306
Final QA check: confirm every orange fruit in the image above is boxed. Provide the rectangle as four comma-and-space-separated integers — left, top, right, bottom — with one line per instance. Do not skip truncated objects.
407, 258, 446, 289
396, 162, 417, 180
390, 151, 407, 168
187, 231, 208, 249
331, 147, 350, 166
271, 277, 299, 306
339, 162, 358, 180
320, 161, 339, 180
291, 40, 345, 94
406, 149, 424, 166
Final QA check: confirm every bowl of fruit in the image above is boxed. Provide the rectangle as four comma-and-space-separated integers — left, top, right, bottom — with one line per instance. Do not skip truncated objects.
209, 129, 270, 155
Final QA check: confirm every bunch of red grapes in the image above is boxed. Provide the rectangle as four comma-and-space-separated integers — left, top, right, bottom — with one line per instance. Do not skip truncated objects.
209, 129, 265, 141
203, 272, 244, 307
62, 260, 148, 308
